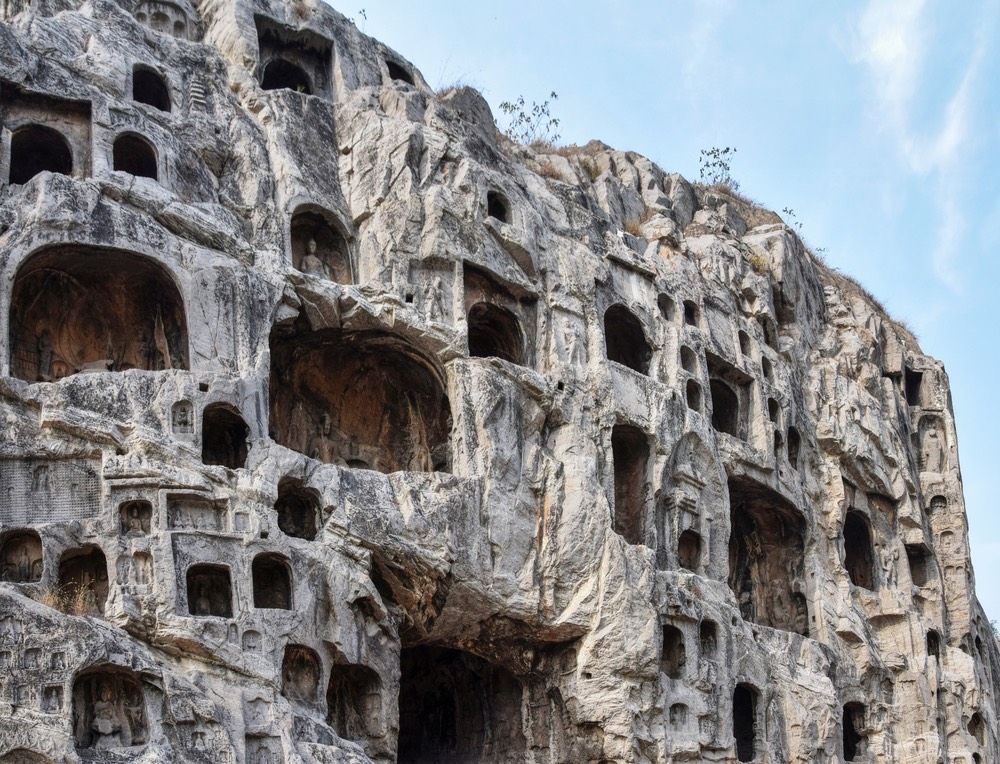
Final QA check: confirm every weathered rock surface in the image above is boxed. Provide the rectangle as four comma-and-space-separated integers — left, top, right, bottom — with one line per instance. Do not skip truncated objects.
0, 0, 997, 762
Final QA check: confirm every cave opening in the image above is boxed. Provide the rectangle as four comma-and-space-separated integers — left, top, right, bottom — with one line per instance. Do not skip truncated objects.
269, 326, 452, 474
9, 246, 188, 381
843, 510, 875, 590
611, 424, 649, 545
58, 546, 108, 616
9, 124, 72, 183
201, 404, 249, 469
728, 476, 808, 634
733, 683, 758, 762
252, 553, 292, 609
467, 303, 524, 365
397, 646, 525, 763
604, 304, 651, 374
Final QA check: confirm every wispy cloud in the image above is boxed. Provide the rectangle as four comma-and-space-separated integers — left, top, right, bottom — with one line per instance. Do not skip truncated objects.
849, 0, 997, 291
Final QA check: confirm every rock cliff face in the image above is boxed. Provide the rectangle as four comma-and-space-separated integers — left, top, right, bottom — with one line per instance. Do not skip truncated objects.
0, 0, 997, 762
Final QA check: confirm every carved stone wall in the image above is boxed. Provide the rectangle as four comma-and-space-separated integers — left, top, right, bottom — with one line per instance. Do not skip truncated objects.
0, 0, 997, 762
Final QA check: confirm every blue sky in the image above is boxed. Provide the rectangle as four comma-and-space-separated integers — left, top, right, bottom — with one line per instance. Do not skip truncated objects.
337, 1, 1000, 621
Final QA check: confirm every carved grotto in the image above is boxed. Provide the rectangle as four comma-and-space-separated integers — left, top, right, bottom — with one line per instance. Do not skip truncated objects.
0, 0, 997, 761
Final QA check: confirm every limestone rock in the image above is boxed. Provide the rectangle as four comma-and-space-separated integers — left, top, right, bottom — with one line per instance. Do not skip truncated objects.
0, 1, 996, 762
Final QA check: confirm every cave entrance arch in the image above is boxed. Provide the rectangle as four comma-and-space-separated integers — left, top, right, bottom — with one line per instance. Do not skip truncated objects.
269, 326, 452, 473
467, 303, 524, 365
9, 246, 188, 381
603, 304, 650, 374
9, 124, 72, 183
728, 476, 808, 634
397, 646, 525, 763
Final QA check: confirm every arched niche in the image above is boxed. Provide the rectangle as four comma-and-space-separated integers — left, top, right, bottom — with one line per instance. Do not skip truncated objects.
112, 133, 157, 180
733, 683, 760, 762
326, 662, 383, 743
9, 124, 72, 184
58, 545, 108, 616
261, 59, 312, 93
467, 302, 524, 365
385, 60, 414, 86
290, 207, 353, 283
843, 510, 876, 590
611, 424, 649, 546
132, 66, 170, 111
0, 530, 42, 583
252, 553, 292, 609
685, 380, 701, 411
274, 477, 319, 540
398, 646, 525, 762
269, 326, 452, 474
486, 190, 510, 223
201, 404, 249, 469
119, 500, 152, 536
281, 644, 321, 704
843, 702, 866, 761
660, 624, 685, 679
71, 666, 147, 750
255, 15, 332, 97
186, 563, 232, 617
9, 246, 188, 381
728, 476, 808, 634
604, 304, 651, 374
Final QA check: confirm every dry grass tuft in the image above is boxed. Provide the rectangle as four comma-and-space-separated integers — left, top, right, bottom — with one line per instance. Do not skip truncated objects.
535, 160, 563, 181
34, 583, 99, 617
579, 157, 601, 182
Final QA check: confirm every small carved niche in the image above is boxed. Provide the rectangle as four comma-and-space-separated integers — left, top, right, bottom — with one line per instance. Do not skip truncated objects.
171, 400, 194, 436
112, 132, 157, 180
604, 304, 650, 374
2, 81, 92, 183
290, 207, 353, 284
71, 666, 147, 750
167, 496, 227, 532
660, 624, 685, 679
119, 500, 152, 536
131, 552, 153, 587
326, 662, 383, 742
251, 553, 292, 609
132, 0, 199, 40
58, 546, 109, 616
201, 404, 249, 469
241, 629, 262, 652
132, 65, 171, 112
274, 478, 319, 540
0, 530, 42, 583
281, 644, 321, 704
255, 15, 332, 98
185, 564, 232, 617
463, 264, 536, 366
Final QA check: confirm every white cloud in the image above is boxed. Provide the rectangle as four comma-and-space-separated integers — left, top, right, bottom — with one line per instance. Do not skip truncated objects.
850, 0, 998, 292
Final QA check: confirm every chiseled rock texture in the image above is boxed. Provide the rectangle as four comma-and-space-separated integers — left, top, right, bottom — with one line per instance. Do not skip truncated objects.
0, 0, 997, 761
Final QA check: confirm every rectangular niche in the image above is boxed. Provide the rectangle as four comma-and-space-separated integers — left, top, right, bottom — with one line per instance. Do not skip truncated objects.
0, 81, 92, 179
705, 352, 754, 441
254, 15, 333, 99
0, 459, 100, 524
166, 494, 229, 532
463, 263, 537, 367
